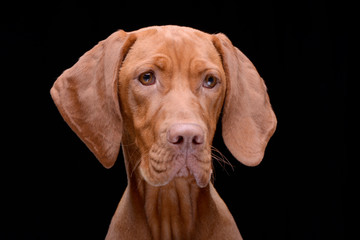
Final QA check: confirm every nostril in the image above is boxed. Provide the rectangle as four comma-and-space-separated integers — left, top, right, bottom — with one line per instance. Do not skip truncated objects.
174, 136, 184, 145
192, 135, 204, 145
167, 123, 205, 147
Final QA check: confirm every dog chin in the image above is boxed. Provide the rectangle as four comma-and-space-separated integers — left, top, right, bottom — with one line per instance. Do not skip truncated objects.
174, 165, 212, 188
140, 164, 211, 188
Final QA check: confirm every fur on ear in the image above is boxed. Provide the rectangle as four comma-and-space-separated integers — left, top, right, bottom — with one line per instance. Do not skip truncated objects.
50, 30, 136, 168
213, 33, 277, 166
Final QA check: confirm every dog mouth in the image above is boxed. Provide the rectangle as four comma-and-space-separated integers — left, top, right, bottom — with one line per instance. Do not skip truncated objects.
139, 151, 212, 188
174, 163, 213, 188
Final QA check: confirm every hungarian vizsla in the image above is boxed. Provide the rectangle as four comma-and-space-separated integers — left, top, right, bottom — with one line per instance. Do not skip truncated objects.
51, 25, 277, 240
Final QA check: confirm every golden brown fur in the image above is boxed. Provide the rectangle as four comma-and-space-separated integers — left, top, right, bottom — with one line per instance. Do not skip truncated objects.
51, 25, 277, 240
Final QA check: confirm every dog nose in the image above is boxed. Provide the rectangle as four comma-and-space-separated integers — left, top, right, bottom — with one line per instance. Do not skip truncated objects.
167, 123, 204, 149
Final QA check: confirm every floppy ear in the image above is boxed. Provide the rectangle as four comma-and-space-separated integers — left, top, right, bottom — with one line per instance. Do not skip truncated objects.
50, 30, 136, 168
213, 33, 277, 166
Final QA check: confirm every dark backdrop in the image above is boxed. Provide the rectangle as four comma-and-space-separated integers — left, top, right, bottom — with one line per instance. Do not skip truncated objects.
2, 1, 348, 239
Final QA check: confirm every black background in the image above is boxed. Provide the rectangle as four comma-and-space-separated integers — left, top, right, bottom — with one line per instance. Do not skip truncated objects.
2, 1, 348, 239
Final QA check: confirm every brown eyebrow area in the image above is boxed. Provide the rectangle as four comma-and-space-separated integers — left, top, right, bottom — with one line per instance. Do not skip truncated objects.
190, 58, 222, 78
132, 54, 172, 78
151, 54, 172, 70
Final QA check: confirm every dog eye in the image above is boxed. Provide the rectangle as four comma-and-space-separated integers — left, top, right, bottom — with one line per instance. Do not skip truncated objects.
138, 72, 156, 86
203, 75, 218, 89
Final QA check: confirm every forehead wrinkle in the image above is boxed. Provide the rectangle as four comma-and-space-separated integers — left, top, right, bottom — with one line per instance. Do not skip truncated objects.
129, 53, 171, 76
135, 30, 221, 86
151, 54, 172, 70
190, 59, 222, 76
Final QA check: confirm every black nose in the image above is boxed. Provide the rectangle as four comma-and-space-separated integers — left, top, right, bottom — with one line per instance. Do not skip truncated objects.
167, 123, 204, 149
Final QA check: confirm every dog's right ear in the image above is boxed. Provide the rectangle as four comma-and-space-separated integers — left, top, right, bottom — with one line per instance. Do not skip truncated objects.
50, 30, 136, 168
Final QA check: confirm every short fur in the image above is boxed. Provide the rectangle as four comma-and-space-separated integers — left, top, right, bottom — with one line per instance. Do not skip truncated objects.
51, 25, 277, 240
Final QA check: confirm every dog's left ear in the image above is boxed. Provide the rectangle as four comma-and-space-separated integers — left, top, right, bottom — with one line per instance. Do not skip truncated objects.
213, 33, 277, 166
50, 30, 136, 168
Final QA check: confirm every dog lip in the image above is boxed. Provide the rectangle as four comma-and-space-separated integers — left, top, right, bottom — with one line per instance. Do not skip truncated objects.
144, 149, 212, 188
151, 164, 167, 173
176, 165, 190, 177
174, 158, 212, 188
175, 166, 211, 188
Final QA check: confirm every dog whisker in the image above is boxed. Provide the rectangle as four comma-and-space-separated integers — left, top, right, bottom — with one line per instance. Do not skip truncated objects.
210, 146, 234, 175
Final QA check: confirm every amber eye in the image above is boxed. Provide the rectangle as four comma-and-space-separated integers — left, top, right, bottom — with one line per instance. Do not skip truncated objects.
138, 71, 156, 86
203, 75, 218, 89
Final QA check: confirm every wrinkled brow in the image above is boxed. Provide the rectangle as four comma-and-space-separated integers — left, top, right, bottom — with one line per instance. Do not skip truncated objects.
190, 58, 222, 77
132, 54, 172, 76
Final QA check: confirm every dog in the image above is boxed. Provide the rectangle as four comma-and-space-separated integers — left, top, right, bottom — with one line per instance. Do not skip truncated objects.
51, 25, 277, 240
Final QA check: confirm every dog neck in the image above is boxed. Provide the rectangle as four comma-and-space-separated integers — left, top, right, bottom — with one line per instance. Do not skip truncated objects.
142, 177, 204, 239
121, 135, 215, 240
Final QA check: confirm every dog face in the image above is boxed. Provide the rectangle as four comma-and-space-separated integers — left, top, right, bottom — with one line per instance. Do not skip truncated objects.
118, 28, 226, 187
50, 25, 277, 189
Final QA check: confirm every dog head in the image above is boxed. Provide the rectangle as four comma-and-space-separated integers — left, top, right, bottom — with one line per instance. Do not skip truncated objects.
51, 26, 277, 188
